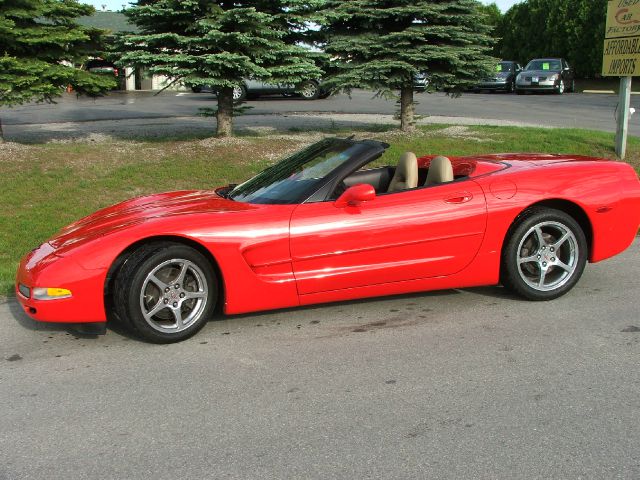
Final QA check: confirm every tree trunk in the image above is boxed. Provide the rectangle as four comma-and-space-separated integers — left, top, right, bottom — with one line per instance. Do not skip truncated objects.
216, 87, 234, 137
0, 116, 4, 143
399, 86, 415, 132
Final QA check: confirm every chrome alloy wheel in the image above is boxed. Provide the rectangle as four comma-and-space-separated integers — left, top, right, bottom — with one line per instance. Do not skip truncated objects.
232, 86, 244, 100
516, 221, 578, 292
139, 259, 208, 333
300, 82, 318, 98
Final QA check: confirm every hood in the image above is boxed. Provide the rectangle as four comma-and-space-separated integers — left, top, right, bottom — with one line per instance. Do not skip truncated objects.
49, 190, 254, 250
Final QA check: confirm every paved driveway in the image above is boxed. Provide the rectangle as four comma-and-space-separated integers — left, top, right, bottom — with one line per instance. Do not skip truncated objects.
1, 90, 638, 142
1, 239, 639, 479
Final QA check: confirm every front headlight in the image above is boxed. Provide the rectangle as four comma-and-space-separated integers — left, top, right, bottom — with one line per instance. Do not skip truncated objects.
549, 74, 559, 81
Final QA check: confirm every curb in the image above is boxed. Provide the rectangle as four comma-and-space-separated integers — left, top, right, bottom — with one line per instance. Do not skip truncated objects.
582, 89, 640, 95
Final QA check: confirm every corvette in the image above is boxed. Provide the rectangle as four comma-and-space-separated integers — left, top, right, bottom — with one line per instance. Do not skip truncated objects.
16, 138, 640, 343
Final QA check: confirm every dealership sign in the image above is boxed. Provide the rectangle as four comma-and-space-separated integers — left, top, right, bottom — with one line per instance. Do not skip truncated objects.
603, 0, 640, 75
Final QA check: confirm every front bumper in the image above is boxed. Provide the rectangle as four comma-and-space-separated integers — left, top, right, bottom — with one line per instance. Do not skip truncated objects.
15, 244, 108, 324
516, 79, 558, 91
477, 81, 510, 90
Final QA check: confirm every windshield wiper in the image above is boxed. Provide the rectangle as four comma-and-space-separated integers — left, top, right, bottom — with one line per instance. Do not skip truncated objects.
217, 184, 237, 200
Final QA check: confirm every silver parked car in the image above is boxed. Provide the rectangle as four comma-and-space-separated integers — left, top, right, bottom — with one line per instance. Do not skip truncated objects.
191, 79, 328, 100
515, 58, 575, 95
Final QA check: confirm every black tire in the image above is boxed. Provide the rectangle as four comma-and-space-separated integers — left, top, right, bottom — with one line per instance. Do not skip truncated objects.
500, 207, 588, 301
298, 81, 320, 100
191, 86, 202, 93
113, 243, 218, 343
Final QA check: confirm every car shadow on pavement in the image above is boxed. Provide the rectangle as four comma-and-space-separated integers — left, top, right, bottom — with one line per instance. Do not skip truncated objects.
5, 285, 524, 342
6, 298, 138, 340
223, 285, 524, 323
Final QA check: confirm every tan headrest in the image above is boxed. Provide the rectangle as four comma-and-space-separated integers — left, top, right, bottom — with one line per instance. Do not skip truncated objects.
425, 156, 454, 186
388, 152, 418, 192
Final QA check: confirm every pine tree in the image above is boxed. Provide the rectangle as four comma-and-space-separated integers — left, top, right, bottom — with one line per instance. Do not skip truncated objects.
0, 0, 116, 142
322, 0, 495, 131
120, 0, 323, 137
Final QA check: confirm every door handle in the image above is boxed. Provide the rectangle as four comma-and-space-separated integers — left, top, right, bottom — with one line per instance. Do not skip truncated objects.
444, 192, 473, 204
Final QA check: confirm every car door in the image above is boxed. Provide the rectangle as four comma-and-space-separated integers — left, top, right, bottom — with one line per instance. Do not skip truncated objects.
289, 180, 488, 295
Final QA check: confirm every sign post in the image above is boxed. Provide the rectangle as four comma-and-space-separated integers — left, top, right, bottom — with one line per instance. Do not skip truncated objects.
616, 76, 632, 158
603, 0, 640, 159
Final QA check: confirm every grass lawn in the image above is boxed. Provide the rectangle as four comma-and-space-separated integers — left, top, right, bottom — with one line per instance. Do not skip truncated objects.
1, 124, 639, 298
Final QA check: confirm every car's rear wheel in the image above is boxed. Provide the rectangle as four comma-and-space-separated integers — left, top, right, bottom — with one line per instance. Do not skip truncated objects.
113, 243, 217, 343
298, 81, 320, 100
501, 208, 587, 301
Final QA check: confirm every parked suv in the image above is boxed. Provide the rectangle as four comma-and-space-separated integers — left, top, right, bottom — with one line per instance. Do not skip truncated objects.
515, 58, 575, 95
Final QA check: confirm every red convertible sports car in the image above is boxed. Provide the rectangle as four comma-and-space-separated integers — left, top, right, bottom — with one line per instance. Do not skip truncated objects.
16, 138, 640, 342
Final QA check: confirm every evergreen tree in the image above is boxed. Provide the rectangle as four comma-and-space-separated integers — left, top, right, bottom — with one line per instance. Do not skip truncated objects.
321, 0, 495, 131
120, 0, 323, 137
0, 0, 116, 142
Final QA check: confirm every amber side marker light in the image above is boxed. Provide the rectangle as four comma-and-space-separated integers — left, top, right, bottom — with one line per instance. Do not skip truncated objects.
32, 288, 72, 301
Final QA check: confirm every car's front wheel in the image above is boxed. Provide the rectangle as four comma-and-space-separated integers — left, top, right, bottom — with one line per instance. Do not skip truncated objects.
113, 243, 217, 343
501, 208, 587, 301
298, 81, 320, 100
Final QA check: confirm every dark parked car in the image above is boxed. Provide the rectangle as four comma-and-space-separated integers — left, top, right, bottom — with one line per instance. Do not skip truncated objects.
413, 72, 431, 91
85, 58, 119, 77
191, 79, 328, 101
475, 61, 522, 93
515, 58, 575, 95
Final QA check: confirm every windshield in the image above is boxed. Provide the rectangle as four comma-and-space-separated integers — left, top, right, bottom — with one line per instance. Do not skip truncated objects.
228, 138, 372, 204
496, 62, 514, 73
525, 59, 562, 71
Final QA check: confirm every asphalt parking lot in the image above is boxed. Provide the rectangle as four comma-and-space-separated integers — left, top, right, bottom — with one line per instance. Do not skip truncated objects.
1, 239, 639, 479
1, 89, 639, 142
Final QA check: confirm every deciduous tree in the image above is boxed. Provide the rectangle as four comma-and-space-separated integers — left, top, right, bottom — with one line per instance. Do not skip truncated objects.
499, 0, 607, 78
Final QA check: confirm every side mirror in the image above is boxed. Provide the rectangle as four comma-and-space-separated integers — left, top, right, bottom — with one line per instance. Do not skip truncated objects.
335, 183, 376, 208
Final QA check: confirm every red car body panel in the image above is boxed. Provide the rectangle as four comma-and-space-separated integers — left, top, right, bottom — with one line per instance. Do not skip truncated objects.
15, 153, 640, 324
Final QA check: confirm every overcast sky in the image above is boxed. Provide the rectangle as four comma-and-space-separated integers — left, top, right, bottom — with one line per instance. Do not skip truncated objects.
84, 0, 521, 13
